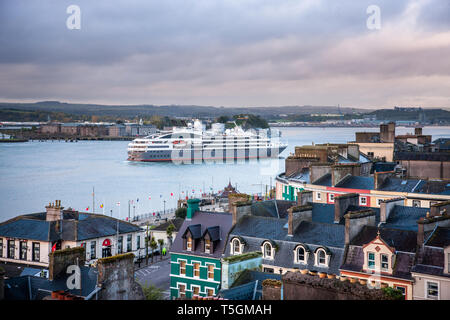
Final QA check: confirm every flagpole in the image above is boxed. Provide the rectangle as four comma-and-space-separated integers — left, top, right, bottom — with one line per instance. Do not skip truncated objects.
92, 186, 95, 214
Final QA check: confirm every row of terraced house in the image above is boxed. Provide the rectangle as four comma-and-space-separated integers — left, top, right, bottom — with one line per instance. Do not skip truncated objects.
169, 193, 450, 300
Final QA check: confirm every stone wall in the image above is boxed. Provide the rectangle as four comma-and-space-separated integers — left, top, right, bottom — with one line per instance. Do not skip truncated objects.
48, 247, 86, 281
97, 253, 145, 300
280, 272, 399, 300
261, 279, 282, 300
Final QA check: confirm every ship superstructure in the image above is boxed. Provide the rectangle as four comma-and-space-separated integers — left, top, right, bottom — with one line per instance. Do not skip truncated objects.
127, 120, 287, 163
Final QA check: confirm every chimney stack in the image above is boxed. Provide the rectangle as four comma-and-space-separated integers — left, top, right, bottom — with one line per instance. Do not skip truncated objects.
288, 204, 313, 236
344, 209, 376, 245
414, 127, 423, 136
417, 212, 450, 247
296, 190, 312, 206
379, 198, 404, 223
228, 194, 252, 226
46, 200, 64, 222
374, 171, 394, 190
186, 198, 200, 220
334, 193, 359, 224
48, 247, 85, 281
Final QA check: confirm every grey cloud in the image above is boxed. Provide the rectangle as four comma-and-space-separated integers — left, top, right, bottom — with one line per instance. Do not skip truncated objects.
0, 0, 448, 108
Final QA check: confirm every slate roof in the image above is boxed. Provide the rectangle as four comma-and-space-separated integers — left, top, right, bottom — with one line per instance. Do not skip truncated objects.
425, 227, 450, 248
372, 162, 397, 173
4, 266, 98, 300
310, 203, 336, 224
336, 176, 374, 190
350, 226, 417, 253
285, 168, 311, 184
204, 226, 221, 242
411, 245, 450, 278
184, 224, 202, 239
379, 177, 426, 193
151, 218, 184, 232
171, 211, 233, 259
250, 200, 296, 219
0, 211, 142, 242
313, 173, 332, 186
225, 213, 346, 275
382, 205, 429, 231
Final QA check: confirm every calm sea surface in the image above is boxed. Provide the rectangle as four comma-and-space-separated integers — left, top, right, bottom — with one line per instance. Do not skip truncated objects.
1, 126, 449, 221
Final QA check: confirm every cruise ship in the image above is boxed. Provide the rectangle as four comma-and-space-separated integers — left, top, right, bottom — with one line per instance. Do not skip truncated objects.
127, 120, 287, 163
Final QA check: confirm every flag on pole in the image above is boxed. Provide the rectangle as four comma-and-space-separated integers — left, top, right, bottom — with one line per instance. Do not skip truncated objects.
116, 202, 120, 206
136, 198, 139, 202
51, 243, 57, 252
86, 207, 89, 211
170, 193, 173, 196
100, 204, 104, 208
149, 196, 151, 200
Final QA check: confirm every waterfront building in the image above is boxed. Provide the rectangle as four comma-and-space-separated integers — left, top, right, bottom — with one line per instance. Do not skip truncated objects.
151, 217, 184, 250
169, 199, 233, 299
277, 169, 450, 209
0, 200, 144, 270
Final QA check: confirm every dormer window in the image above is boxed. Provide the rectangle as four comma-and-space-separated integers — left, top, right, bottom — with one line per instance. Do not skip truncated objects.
362, 231, 396, 274
314, 247, 330, 267
261, 240, 276, 260
317, 249, 326, 265
294, 244, 310, 264
205, 239, 211, 253
187, 236, 192, 251
230, 237, 245, 255
233, 239, 241, 254
202, 226, 220, 254
264, 243, 272, 259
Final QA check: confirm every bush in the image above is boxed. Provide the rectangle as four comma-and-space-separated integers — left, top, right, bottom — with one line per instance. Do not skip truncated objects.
175, 207, 187, 219
141, 282, 164, 300
382, 287, 404, 300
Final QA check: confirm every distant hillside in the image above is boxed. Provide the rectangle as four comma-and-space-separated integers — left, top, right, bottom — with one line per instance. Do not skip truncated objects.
0, 101, 369, 120
367, 108, 450, 123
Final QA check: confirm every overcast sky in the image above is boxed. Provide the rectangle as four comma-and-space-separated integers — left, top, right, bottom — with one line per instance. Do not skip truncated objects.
0, 0, 449, 108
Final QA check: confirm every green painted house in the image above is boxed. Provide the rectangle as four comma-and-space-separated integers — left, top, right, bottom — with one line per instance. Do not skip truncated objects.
170, 199, 232, 299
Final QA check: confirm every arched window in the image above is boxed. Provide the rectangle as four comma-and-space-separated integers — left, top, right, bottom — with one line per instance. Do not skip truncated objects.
318, 250, 326, 265
297, 247, 305, 261
294, 245, 309, 264
315, 248, 328, 266
233, 239, 241, 255
264, 243, 272, 259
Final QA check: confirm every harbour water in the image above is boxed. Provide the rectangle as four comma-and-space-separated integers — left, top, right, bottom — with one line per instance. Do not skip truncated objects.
1, 126, 449, 221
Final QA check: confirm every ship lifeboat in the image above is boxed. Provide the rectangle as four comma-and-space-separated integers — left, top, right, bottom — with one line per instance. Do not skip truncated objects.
172, 140, 187, 148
